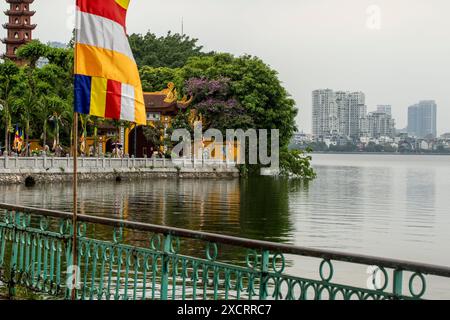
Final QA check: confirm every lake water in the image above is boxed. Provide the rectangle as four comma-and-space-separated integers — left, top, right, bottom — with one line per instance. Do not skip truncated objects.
1, 154, 449, 298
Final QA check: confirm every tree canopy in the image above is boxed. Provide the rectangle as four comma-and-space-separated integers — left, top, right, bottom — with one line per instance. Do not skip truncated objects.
129, 31, 209, 68
140, 53, 298, 147
0, 34, 314, 179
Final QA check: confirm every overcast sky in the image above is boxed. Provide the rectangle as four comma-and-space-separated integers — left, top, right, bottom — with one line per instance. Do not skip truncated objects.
1, 0, 449, 134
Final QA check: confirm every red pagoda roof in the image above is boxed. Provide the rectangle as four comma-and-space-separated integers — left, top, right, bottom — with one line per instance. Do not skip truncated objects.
6, 0, 34, 3
4, 10, 35, 16
1, 38, 27, 44
2, 23, 36, 30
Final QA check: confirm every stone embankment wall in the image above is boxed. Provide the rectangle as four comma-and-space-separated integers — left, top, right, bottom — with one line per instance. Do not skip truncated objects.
0, 157, 239, 185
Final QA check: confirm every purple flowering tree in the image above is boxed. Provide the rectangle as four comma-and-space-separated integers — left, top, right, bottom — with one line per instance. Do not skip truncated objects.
184, 77, 254, 132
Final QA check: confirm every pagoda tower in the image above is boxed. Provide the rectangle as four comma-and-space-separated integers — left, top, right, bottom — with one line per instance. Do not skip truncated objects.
2, 0, 36, 64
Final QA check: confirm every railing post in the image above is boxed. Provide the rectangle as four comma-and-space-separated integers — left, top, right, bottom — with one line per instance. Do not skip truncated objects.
393, 269, 403, 299
259, 250, 270, 300
161, 234, 171, 300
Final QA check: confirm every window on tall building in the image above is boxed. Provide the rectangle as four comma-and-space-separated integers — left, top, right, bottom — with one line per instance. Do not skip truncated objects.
14, 32, 19, 39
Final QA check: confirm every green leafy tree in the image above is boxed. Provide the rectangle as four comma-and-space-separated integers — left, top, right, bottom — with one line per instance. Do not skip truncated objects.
140, 66, 183, 92
142, 121, 166, 153
280, 148, 316, 179
179, 54, 298, 147
0, 60, 20, 154
16, 40, 49, 69
129, 31, 208, 68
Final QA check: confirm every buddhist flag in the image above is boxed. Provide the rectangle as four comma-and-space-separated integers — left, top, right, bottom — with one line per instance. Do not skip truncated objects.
74, 0, 146, 125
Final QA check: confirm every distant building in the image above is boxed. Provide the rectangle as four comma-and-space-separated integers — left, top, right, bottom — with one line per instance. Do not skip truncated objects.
1, 0, 36, 65
408, 100, 437, 138
312, 89, 367, 139
367, 111, 396, 138
336, 91, 367, 138
312, 89, 338, 136
376, 105, 392, 116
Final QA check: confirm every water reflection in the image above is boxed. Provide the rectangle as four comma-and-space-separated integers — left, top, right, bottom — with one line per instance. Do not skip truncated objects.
0, 154, 449, 267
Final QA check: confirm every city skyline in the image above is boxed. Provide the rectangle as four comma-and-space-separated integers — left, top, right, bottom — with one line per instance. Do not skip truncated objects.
312, 88, 396, 139
1, 0, 449, 134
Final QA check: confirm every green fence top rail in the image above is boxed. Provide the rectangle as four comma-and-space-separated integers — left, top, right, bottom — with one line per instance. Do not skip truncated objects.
1, 202, 450, 278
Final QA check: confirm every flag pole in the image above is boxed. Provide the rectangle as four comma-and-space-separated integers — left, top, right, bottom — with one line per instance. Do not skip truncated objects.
71, 111, 78, 300
72, 8, 80, 299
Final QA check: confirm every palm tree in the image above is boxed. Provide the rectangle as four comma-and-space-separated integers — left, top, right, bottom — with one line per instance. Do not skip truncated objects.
0, 61, 20, 155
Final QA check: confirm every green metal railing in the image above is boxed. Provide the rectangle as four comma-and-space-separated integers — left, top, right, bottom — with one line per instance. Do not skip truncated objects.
0, 203, 449, 300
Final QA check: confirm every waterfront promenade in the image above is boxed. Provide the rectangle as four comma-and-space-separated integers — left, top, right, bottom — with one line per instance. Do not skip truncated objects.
0, 156, 239, 184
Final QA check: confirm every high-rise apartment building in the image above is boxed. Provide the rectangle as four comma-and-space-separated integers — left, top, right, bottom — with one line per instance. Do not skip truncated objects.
376, 105, 392, 116
312, 89, 338, 136
313, 89, 367, 138
407, 101, 437, 138
367, 112, 396, 138
336, 91, 367, 138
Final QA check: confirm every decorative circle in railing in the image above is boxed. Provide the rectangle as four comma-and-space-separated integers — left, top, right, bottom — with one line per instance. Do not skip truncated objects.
374, 266, 389, 291
170, 236, 181, 254
246, 249, 259, 270
319, 259, 334, 282
78, 223, 87, 237
271, 253, 285, 274
59, 219, 70, 235
102, 245, 112, 261
206, 242, 218, 261
150, 234, 162, 250
39, 216, 49, 231
409, 272, 426, 298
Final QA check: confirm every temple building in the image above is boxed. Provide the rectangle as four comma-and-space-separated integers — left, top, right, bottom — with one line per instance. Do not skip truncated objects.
2, 0, 36, 64
93, 83, 241, 161
96, 83, 194, 157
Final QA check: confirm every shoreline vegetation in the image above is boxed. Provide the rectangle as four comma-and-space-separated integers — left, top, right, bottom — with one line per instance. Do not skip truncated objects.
1, 32, 316, 181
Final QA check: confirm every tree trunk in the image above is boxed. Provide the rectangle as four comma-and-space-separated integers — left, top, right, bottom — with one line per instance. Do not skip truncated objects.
56, 121, 60, 148
25, 120, 30, 156
43, 120, 47, 150
4, 104, 8, 155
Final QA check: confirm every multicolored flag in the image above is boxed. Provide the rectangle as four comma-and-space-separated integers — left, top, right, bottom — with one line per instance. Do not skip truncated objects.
74, 0, 146, 125
13, 126, 23, 152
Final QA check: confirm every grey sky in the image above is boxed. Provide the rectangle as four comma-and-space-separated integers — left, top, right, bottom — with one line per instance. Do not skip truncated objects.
1, 0, 449, 134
